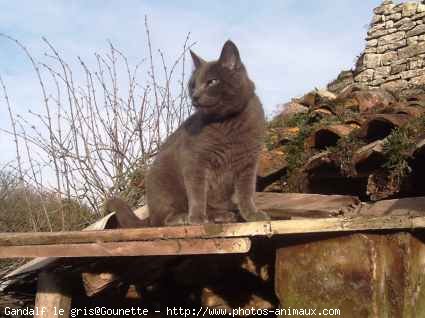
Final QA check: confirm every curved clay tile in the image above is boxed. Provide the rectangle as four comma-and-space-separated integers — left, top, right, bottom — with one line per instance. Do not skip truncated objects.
359, 113, 411, 142
344, 119, 363, 128
257, 148, 287, 178
413, 138, 425, 158
364, 101, 424, 117
405, 93, 425, 103
353, 139, 386, 175
336, 87, 395, 113
303, 151, 334, 173
308, 124, 357, 150
275, 127, 300, 145
296, 90, 337, 108
303, 152, 369, 198
408, 138, 425, 197
393, 105, 424, 117
358, 89, 395, 110
266, 126, 300, 149
336, 83, 365, 100
336, 97, 359, 111
257, 148, 288, 191
312, 105, 336, 117
295, 91, 316, 107
276, 102, 308, 120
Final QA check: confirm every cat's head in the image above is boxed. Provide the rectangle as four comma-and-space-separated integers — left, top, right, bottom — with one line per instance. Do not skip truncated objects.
188, 40, 255, 119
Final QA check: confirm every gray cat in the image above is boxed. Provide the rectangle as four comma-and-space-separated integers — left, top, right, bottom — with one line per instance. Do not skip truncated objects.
108, 40, 269, 227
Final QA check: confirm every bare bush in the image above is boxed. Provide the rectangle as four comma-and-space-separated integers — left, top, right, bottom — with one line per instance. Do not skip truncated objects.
0, 169, 94, 233
0, 169, 94, 277
0, 18, 194, 229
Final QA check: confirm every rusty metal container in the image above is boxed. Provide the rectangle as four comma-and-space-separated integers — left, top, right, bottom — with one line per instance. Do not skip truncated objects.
275, 232, 425, 317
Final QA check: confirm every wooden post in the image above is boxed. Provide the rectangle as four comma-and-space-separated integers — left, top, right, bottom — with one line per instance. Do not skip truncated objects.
34, 272, 71, 318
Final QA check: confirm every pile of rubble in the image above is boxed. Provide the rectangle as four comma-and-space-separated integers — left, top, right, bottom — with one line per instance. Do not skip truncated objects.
258, 84, 425, 201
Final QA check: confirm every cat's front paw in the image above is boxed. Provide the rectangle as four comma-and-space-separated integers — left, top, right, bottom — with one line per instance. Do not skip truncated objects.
211, 210, 238, 223
212, 213, 238, 223
241, 210, 270, 222
188, 214, 209, 225
164, 214, 189, 226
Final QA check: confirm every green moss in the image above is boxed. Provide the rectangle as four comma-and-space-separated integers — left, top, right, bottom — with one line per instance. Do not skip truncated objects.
267, 89, 425, 193
284, 112, 311, 128
381, 113, 425, 186
280, 112, 323, 192
274, 100, 373, 192
328, 134, 366, 177
264, 128, 280, 151
285, 127, 313, 173
383, 128, 413, 174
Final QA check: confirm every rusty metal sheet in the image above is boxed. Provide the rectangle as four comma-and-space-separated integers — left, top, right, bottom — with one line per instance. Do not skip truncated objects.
275, 232, 425, 317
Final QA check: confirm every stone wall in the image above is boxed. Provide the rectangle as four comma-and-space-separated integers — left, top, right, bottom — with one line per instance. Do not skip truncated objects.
353, 0, 425, 92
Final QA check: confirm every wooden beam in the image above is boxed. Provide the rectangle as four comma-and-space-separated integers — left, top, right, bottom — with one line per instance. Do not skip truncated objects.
82, 272, 117, 297
0, 216, 424, 248
34, 272, 71, 318
255, 192, 360, 218
0, 238, 251, 258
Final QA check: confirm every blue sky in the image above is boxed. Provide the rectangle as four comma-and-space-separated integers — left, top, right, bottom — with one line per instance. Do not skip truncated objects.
0, 0, 381, 165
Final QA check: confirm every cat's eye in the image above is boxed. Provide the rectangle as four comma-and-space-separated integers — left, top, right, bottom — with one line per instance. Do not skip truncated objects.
207, 78, 219, 87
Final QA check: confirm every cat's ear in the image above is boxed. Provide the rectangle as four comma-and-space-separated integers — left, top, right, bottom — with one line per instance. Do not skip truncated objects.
219, 40, 241, 71
190, 50, 206, 69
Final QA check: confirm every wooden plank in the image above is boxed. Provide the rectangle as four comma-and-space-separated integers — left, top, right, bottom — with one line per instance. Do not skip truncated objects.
0, 216, 425, 248
1, 214, 425, 250
360, 197, 425, 217
34, 272, 71, 318
255, 192, 360, 218
106, 192, 361, 224
0, 222, 264, 246
0, 238, 251, 258
269, 216, 425, 234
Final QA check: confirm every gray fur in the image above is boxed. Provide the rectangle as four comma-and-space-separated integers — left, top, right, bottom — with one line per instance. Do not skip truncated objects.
146, 40, 269, 226
110, 40, 269, 227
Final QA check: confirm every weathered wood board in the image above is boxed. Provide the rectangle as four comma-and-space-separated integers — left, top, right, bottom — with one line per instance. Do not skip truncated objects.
0, 194, 424, 259
255, 192, 360, 218
0, 238, 250, 258
0, 216, 425, 250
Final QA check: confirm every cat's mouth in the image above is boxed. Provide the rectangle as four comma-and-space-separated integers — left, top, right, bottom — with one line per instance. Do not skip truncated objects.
193, 102, 217, 109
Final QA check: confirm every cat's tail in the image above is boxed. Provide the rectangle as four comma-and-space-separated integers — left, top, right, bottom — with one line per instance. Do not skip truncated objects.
105, 197, 150, 228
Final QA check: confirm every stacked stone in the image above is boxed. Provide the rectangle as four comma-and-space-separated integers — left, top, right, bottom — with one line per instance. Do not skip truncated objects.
355, 0, 425, 91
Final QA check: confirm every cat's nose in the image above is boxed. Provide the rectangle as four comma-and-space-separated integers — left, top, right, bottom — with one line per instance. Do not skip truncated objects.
192, 95, 200, 104
192, 89, 202, 103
